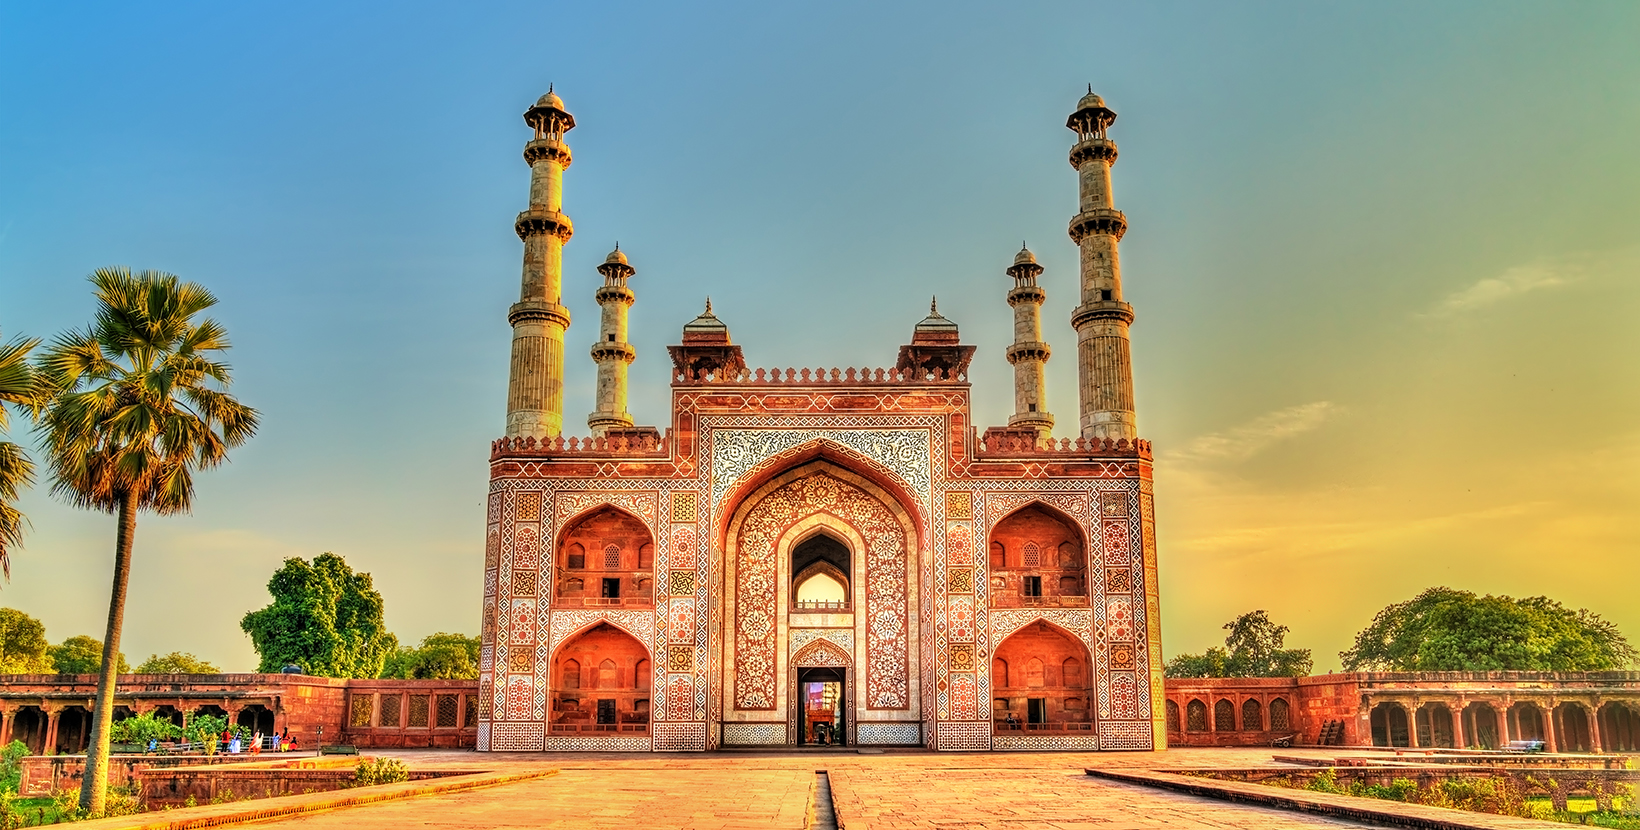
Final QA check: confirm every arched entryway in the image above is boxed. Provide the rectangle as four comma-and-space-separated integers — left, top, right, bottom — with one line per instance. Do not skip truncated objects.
554, 506, 655, 609
1416, 703, 1456, 748
237, 705, 275, 735
1462, 702, 1502, 749
991, 621, 1093, 736
1556, 703, 1594, 752
12, 707, 45, 754
791, 639, 853, 746
1598, 702, 1638, 752
721, 458, 920, 744
1509, 702, 1545, 743
987, 503, 1087, 608
55, 706, 92, 753
1370, 703, 1411, 747
550, 622, 651, 735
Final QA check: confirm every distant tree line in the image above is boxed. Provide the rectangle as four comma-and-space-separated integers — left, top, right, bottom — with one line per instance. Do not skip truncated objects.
0, 606, 217, 674
1167, 588, 1637, 678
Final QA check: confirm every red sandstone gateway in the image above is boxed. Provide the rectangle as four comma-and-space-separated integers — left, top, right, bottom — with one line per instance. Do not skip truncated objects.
479, 88, 1161, 752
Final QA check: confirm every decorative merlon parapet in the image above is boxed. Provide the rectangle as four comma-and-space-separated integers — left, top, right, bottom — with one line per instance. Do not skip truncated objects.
672, 366, 969, 385
977, 429, 1151, 459
491, 428, 670, 459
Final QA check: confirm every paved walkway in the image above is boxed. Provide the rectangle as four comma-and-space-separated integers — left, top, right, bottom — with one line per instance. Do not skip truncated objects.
229, 748, 1386, 830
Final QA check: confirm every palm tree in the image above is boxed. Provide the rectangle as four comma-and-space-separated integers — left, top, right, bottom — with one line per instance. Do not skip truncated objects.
38, 267, 258, 814
0, 328, 42, 576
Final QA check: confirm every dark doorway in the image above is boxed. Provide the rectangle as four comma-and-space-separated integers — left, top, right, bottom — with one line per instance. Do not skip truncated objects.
1027, 698, 1047, 725
797, 667, 846, 746
237, 705, 275, 734
601, 578, 621, 599
596, 699, 616, 725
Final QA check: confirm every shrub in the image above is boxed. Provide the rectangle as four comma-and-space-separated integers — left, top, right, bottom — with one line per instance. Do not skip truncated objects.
354, 757, 408, 787
0, 741, 27, 794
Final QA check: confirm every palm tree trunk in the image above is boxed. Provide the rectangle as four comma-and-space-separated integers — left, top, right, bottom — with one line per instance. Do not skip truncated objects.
79, 487, 137, 814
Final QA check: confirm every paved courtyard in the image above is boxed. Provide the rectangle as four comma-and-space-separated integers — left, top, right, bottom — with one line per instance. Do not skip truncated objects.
238, 748, 1385, 830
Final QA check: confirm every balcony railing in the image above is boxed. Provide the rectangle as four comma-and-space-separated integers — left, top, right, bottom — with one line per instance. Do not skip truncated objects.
993, 721, 1094, 732
549, 723, 650, 734
794, 600, 850, 612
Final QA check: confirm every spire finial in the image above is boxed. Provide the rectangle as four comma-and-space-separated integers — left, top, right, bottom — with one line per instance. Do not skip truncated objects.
705, 297, 713, 314
930, 296, 938, 314
549, 82, 554, 93
1021, 240, 1028, 251
1088, 83, 1092, 94
614, 240, 619, 251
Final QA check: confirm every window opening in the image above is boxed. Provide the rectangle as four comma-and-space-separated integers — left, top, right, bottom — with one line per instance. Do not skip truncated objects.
603, 544, 620, 569
1022, 576, 1042, 597
601, 578, 621, 599
1027, 698, 1046, 724
567, 543, 584, 569
596, 699, 616, 725
1022, 542, 1041, 567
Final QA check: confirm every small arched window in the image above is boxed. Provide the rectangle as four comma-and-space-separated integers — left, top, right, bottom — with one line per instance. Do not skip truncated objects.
560, 659, 581, 690
1270, 698, 1291, 731
989, 542, 1005, 570
992, 658, 1008, 687
567, 543, 585, 569
603, 545, 621, 570
638, 543, 653, 569
1166, 700, 1181, 732
597, 659, 618, 689
1022, 542, 1041, 567
1186, 699, 1207, 732
1214, 699, 1235, 731
1242, 699, 1263, 731
635, 659, 650, 690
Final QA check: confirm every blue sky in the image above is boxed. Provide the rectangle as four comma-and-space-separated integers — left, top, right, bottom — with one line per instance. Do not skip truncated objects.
2, 1, 1636, 670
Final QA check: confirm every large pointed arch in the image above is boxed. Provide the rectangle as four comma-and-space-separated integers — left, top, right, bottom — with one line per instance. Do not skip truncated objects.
553, 503, 655, 609
985, 499, 1089, 551
716, 438, 926, 550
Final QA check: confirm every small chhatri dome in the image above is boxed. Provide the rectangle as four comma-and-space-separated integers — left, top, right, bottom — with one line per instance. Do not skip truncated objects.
1013, 244, 1038, 267
1077, 87, 1105, 111
537, 90, 565, 109
683, 297, 728, 333
915, 296, 959, 333
604, 245, 629, 266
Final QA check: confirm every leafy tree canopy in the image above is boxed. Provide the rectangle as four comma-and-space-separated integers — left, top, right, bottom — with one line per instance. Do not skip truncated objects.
1166, 610, 1314, 678
0, 607, 53, 673
49, 635, 130, 675
0, 328, 44, 576
241, 552, 397, 678
380, 632, 480, 679
1340, 587, 1638, 672
136, 651, 219, 674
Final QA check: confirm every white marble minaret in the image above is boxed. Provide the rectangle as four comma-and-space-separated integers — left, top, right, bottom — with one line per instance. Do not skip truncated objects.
1005, 245, 1054, 440
505, 88, 575, 439
587, 246, 636, 435
1066, 88, 1138, 440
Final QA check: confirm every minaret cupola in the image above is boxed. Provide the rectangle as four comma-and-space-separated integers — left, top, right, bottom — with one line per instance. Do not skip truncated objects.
896, 297, 976, 380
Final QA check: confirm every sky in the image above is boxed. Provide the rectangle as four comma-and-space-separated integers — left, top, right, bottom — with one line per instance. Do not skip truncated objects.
1, 1, 1636, 672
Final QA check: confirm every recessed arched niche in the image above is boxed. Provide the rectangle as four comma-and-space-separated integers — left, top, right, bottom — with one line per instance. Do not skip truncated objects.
550, 623, 651, 735
987, 503, 1088, 608
554, 506, 654, 609
991, 621, 1093, 736
790, 532, 852, 612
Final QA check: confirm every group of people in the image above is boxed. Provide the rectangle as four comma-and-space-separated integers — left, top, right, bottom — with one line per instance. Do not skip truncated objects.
216, 727, 300, 753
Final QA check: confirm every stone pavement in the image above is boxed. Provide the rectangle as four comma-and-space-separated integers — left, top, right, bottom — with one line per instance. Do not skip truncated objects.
227, 748, 1392, 830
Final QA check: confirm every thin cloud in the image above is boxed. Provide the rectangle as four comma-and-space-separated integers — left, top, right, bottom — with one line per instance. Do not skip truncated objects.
1171, 401, 1338, 462
1431, 263, 1568, 317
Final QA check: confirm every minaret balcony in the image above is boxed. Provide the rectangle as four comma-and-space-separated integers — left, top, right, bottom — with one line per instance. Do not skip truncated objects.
1069, 138, 1118, 168
590, 341, 636, 362
1070, 301, 1134, 329
1005, 341, 1052, 364
523, 138, 572, 167
1006, 285, 1046, 306
1068, 209, 1127, 243
514, 208, 574, 241
594, 285, 635, 305
509, 300, 571, 328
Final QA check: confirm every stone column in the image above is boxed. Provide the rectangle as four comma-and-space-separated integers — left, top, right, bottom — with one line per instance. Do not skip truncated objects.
43, 706, 60, 755
1544, 700, 1558, 753
0, 706, 10, 746
1065, 90, 1137, 440
1406, 703, 1420, 748
1452, 701, 1466, 748
1590, 701, 1604, 752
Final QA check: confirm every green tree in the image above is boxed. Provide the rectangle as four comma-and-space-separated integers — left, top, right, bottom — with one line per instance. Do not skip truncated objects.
0, 328, 44, 576
135, 651, 219, 674
49, 635, 130, 675
38, 267, 258, 814
0, 607, 54, 673
1340, 587, 1638, 672
381, 632, 480, 679
241, 552, 397, 678
1166, 610, 1314, 678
